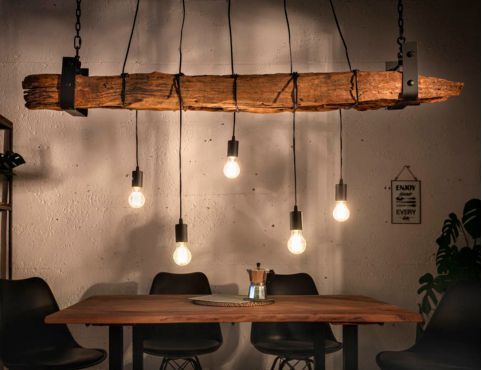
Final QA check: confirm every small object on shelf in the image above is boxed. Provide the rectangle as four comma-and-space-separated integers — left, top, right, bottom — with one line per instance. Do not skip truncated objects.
247, 262, 270, 300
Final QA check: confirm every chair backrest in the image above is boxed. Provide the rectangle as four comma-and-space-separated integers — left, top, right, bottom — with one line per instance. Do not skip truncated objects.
147, 272, 222, 343
419, 280, 481, 349
150, 272, 212, 295
251, 272, 337, 344
0, 277, 77, 362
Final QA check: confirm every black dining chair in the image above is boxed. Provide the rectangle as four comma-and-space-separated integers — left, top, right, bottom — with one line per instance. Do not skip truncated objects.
0, 277, 106, 370
250, 272, 342, 370
376, 280, 481, 370
141, 272, 223, 370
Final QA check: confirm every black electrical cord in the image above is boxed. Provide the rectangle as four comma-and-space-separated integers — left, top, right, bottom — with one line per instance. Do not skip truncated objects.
178, 0, 186, 220
339, 109, 343, 182
284, 0, 298, 207
328, 0, 352, 71
291, 73, 298, 207
121, 0, 140, 75
135, 110, 139, 168
228, 0, 237, 138
283, 0, 294, 74
121, 0, 140, 106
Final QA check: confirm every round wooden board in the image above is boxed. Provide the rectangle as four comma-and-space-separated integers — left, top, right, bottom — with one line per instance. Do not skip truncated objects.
191, 298, 275, 307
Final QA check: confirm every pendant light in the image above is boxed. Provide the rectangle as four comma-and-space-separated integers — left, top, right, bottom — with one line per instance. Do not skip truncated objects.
329, 0, 352, 222
122, 0, 144, 208
173, 0, 192, 266
284, 0, 306, 255
223, 0, 240, 179
333, 110, 350, 222
128, 111, 146, 208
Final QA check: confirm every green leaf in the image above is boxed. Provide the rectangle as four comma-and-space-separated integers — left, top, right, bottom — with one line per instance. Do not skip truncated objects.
462, 199, 481, 240
421, 295, 431, 314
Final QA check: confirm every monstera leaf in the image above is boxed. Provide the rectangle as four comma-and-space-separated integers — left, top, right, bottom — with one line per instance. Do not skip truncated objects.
0, 151, 25, 177
462, 199, 481, 241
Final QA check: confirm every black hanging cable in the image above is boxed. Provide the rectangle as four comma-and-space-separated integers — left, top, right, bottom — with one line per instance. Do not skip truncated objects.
135, 110, 139, 168
177, 0, 186, 220
121, 0, 141, 106
228, 0, 238, 138
283, 0, 294, 74
291, 74, 299, 206
338, 109, 343, 182
328, 0, 352, 71
284, 0, 298, 207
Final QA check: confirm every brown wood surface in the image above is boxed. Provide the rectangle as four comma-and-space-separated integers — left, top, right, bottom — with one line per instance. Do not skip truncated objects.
46, 295, 422, 325
22, 71, 463, 113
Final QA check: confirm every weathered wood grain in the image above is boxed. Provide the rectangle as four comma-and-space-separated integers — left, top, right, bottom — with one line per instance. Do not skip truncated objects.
45, 294, 422, 325
23, 71, 463, 113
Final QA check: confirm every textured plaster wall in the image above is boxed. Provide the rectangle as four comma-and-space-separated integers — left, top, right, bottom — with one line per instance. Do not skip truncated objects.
0, 0, 480, 369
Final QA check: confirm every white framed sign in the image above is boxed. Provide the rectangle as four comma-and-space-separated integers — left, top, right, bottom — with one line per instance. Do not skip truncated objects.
391, 166, 421, 224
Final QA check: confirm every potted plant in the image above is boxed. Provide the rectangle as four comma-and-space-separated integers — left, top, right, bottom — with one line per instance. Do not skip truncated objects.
417, 198, 480, 337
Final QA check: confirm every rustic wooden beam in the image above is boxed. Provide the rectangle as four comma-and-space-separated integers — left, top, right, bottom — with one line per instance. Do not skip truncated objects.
22, 71, 463, 113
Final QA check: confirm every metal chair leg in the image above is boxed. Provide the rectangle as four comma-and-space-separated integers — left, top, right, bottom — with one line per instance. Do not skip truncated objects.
270, 356, 281, 370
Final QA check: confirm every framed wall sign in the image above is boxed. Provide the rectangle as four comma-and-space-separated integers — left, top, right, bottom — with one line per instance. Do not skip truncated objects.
391, 166, 421, 224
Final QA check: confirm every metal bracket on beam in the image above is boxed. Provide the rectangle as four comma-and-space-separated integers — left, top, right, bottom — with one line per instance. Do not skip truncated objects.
60, 57, 89, 117
386, 41, 419, 110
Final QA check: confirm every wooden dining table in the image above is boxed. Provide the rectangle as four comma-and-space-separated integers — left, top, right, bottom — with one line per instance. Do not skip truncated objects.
46, 294, 422, 370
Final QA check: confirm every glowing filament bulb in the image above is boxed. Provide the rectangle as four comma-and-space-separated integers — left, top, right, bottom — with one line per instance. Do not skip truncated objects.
128, 187, 145, 208
287, 229, 307, 254
333, 201, 350, 222
173, 242, 192, 266
223, 156, 240, 179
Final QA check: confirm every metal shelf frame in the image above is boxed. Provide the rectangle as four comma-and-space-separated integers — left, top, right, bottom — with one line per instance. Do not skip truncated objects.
0, 114, 14, 280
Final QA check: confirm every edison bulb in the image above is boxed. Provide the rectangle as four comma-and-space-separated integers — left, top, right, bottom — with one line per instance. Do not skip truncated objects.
223, 156, 240, 179
173, 242, 192, 266
128, 187, 145, 208
287, 230, 307, 254
333, 201, 350, 222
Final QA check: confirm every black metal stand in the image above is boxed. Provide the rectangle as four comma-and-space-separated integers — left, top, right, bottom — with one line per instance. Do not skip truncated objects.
0, 115, 13, 281
59, 56, 89, 117
132, 326, 144, 370
343, 325, 358, 370
313, 324, 326, 370
386, 41, 419, 110
109, 326, 124, 370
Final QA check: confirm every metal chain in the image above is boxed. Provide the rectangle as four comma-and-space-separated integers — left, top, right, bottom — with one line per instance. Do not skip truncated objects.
74, 0, 82, 59
396, 0, 405, 61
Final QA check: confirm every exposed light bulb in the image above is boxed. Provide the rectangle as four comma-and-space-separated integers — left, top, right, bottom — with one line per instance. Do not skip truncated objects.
333, 201, 350, 222
128, 186, 145, 208
287, 229, 306, 254
223, 156, 240, 179
173, 242, 192, 266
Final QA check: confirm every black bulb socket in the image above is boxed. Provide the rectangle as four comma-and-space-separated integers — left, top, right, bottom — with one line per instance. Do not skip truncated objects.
132, 167, 143, 188
290, 206, 303, 230
335, 180, 347, 201
227, 137, 239, 157
175, 219, 188, 243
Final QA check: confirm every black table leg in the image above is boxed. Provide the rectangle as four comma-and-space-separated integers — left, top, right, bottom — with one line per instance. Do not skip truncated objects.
343, 325, 358, 370
314, 324, 326, 370
109, 326, 123, 370
132, 326, 144, 370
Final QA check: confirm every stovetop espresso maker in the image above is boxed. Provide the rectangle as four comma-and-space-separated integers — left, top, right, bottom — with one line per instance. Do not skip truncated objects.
247, 262, 270, 300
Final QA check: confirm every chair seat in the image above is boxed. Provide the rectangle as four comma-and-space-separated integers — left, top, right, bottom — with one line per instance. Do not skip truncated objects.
376, 348, 481, 370
143, 338, 222, 357
6, 347, 107, 370
253, 339, 342, 358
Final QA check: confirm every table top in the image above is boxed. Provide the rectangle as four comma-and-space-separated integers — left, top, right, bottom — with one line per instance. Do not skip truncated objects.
46, 294, 422, 325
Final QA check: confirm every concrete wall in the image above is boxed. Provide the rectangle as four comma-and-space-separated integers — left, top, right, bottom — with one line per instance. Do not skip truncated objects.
0, 0, 479, 369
